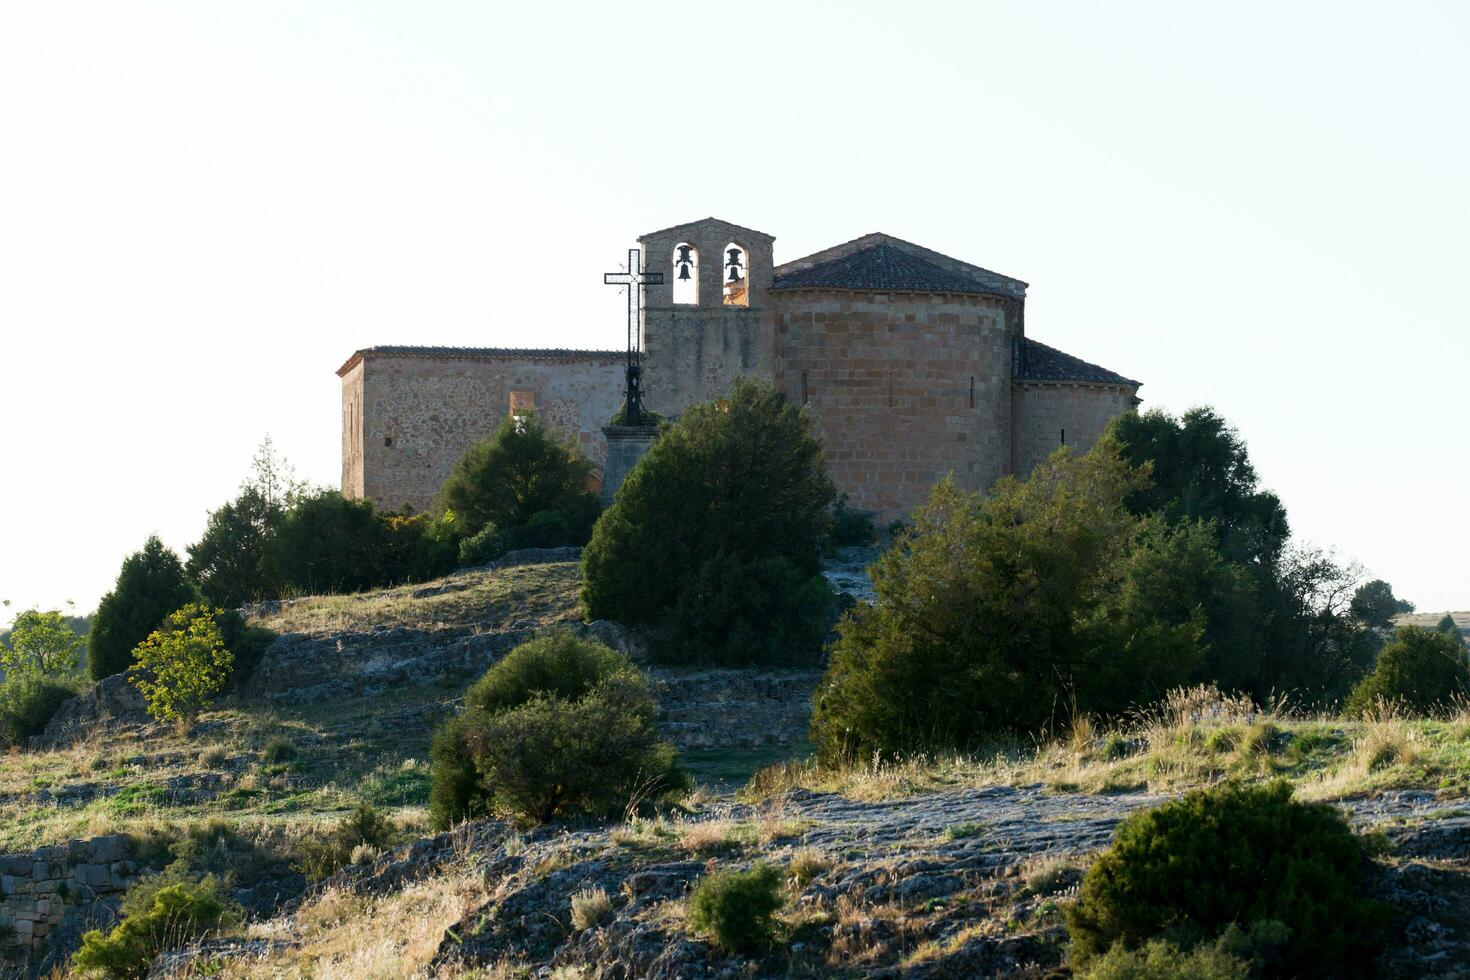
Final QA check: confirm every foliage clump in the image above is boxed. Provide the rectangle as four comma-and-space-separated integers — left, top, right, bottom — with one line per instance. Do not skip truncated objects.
687, 863, 786, 952
811, 440, 1219, 758
128, 605, 234, 725
0, 673, 84, 747
72, 872, 237, 979
1344, 626, 1470, 718
0, 607, 83, 677
435, 412, 599, 562
1349, 579, 1415, 628
1066, 781, 1384, 978
89, 537, 199, 681
583, 379, 835, 666
429, 631, 684, 828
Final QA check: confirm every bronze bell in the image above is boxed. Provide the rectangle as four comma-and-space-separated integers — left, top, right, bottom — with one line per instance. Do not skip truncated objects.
677, 244, 694, 264
727, 266, 742, 283
678, 264, 692, 281
726, 248, 743, 266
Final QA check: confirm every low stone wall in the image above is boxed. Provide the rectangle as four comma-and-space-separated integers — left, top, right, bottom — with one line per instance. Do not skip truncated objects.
648, 668, 821, 749
0, 834, 142, 960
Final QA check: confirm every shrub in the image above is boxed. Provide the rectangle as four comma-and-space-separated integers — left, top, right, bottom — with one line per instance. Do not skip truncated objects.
293, 803, 398, 880
571, 886, 612, 932
260, 736, 297, 762
186, 486, 283, 608
810, 443, 1211, 760
0, 607, 83, 677
0, 674, 84, 747
214, 609, 276, 692
429, 632, 685, 828
1345, 626, 1470, 718
457, 522, 514, 567
128, 605, 234, 726
380, 511, 461, 583
687, 863, 785, 952
89, 537, 200, 681
583, 378, 835, 666
72, 873, 237, 979
1438, 613, 1461, 637
264, 491, 390, 596
435, 412, 597, 542
1078, 937, 1251, 980
1065, 781, 1384, 978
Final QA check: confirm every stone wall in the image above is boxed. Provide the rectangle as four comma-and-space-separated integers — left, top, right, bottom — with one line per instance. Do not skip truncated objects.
340, 358, 365, 500
1011, 382, 1137, 479
772, 288, 1015, 518
0, 834, 142, 958
342, 350, 625, 514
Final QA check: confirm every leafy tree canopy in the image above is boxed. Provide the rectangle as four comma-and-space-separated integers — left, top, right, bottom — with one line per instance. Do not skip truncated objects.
0, 606, 82, 677
128, 604, 234, 726
1349, 578, 1415, 628
89, 537, 200, 681
581, 378, 835, 666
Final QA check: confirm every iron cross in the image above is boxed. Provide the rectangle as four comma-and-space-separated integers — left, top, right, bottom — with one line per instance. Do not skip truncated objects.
604, 247, 663, 425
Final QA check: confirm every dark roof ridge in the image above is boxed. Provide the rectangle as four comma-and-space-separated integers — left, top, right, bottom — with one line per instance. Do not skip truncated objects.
1013, 337, 1140, 388
775, 232, 1027, 299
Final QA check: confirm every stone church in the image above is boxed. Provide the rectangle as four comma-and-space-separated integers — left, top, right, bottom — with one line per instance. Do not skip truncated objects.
337, 217, 1141, 519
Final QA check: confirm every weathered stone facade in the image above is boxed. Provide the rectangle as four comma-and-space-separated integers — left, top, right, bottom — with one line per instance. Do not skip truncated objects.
339, 217, 1142, 518
338, 348, 625, 514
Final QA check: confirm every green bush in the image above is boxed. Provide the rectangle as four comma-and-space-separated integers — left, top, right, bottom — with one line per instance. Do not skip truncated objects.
128, 604, 234, 726
582, 379, 835, 666
214, 610, 276, 692
687, 863, 785, 952
810, 443, 1212, 760
0, 674, 84, 747
435, 412, 598, 543
429, 632, 684, 827
457, 522, 514, 567
0, 607, 83, 678
264, 491, 389, 596
89, 537, 200, 681
1345, 626, 1470, 717
186, 486, 283, 608
1078, 937, 1251, 980
1065, 781, 1384, 978
1438, 613, 1461, 637
72, 873, 237, 979
381, 511, 461, 584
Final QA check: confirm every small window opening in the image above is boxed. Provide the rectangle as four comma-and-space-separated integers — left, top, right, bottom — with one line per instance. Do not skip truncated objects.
1060, 428, 1066, 446
510, 390, 535, 432
801, 372, 809, 404
969, 376, 975, 408
384, 435, 393, 448
672, 243, 698, 305
722, 243, 748, 307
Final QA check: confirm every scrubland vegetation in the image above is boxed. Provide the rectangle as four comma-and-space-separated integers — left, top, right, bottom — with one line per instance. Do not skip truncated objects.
2, 390, 1465, 976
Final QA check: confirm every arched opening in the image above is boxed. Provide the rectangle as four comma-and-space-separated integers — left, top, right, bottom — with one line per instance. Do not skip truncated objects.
672, 242, 699, 305
722, 242, 748, 307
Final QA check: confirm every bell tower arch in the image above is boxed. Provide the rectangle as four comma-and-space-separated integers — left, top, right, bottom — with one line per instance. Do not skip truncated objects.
636, 217, 776, 416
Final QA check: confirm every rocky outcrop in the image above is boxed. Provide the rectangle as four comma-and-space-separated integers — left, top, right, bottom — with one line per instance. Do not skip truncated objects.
647, 668, 821, 749
33, 674, 154, 752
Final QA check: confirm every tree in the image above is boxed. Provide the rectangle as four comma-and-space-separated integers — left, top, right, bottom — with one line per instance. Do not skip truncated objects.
1110, 407, 1290, 572
1436, 613, 1460, 637
89, 537, 200, 681
128, 604, 234, 726
263, 491, 389, 596
246, 433, 308, 511
187, 486, 282, 608
582, 378, 836, 666
810, 441, 1214, 759
1, 607, 82, 677
1349, 579, 1415, 628
435, 413, 597, 542
1344, 626, 1470, 717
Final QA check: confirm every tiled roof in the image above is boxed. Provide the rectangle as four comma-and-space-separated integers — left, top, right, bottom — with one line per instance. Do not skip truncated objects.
771, 242, 1016, 298
337, 346, 622, 376
1013, 337, 1139, 387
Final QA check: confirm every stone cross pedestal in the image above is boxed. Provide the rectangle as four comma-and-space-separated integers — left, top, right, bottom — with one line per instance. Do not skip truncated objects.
600, 424, 659, 506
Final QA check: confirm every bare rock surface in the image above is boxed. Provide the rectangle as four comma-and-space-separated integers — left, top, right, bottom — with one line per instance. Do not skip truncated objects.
33, 673, 154, 752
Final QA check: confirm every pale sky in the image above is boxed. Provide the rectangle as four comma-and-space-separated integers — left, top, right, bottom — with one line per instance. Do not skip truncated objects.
1, 1, 1466, 620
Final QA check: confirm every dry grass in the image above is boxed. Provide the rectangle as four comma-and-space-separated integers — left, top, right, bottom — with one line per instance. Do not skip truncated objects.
570, 886, 612, 932
251, 562, 582, 636
202, 865, 490, 978
744, 687, 1470, 805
